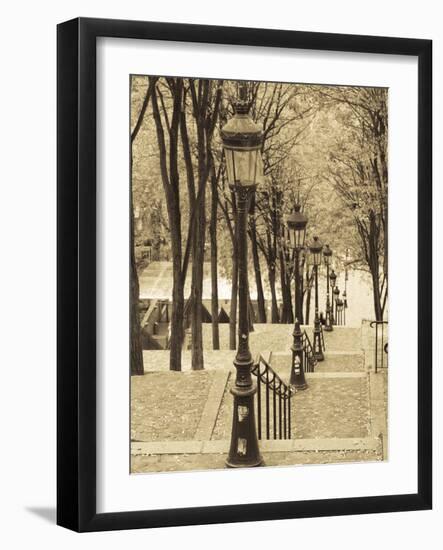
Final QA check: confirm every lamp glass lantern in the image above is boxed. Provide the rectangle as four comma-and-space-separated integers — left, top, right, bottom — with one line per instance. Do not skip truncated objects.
309, 236, 323, 266
221, 85, 264, 188
330, 269, 337, 288
286, 204, 308, 249
323, 244, 332, 266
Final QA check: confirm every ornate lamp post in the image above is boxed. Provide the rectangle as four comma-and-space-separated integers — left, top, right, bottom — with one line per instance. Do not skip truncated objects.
286, 204, 308, 389
336, 298, 344, 325
343, 248, 349, 325
222, 82, 264, 468
286, 204, 308, 322
333, 286, 340, 325
329, 269, 337, 324
323, 244, 333, 331
309, 236, 324, 361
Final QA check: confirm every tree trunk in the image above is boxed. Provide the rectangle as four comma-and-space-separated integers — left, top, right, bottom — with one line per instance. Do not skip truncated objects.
268, 263, 280, 323
129, 81, 150, 377
210, 172, 220, 349
249, 221, 266, 323
169, 201, 185, 371
150, 78, 184, 371
190, 189, 206, 370
130, 185, 144, 376
369, 261, 383, 321
170, 272, 184, 371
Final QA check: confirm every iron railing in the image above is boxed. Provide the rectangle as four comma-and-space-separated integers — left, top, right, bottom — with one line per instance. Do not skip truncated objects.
252, 354, 294, 440
302, 331, 318, 373
370, 320, 388, 373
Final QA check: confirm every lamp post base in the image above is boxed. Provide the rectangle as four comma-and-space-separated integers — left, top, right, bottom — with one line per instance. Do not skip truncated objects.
226, 456, 264, 468
290, 356, 308, 389
313, 316, 324, 362
291, 380, 308, 391
225, 376, 263, 469
290, 320, 308, 390
325, 295, 333, 331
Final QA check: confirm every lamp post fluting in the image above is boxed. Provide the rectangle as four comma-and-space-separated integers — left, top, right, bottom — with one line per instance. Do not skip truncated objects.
286, 204, 308, 389
323, 244, 333, 332
309, 236, 324, 361
222, 82, 263, 468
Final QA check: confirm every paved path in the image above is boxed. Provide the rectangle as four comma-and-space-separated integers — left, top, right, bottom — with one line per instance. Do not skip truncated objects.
201, 324, 362, 354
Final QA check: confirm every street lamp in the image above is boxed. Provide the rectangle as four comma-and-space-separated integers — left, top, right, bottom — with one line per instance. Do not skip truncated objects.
221, 82, 263, 468
286, 203, 308, 389
329, 269, 337, 324
336, 298, 344, 325
323, 244, 333, 332
333, 286, 340, 326
286, 203, 308, 321
309, 236, 324, 361
343, 249, 349, 325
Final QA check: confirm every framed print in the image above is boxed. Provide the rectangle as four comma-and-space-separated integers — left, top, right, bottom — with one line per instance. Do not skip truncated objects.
57, 17, 432, 532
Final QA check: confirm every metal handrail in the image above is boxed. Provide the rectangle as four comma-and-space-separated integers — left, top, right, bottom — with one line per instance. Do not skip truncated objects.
319, 322, 326, 351
369, 320, 388, 373
252, 354, 294, 440
302, 331, 317, 373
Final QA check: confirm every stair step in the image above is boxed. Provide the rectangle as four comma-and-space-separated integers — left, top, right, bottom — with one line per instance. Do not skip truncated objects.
322, 327, 362, 352
316, 353, 364, 373
132, 436, 381, 455
269, 352, 364, 374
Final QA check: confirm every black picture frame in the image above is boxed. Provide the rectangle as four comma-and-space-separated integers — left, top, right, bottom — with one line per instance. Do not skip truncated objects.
57, 17, 432, 532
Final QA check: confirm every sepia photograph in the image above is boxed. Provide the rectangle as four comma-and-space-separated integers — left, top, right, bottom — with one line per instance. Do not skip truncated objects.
129, 76, 388, 474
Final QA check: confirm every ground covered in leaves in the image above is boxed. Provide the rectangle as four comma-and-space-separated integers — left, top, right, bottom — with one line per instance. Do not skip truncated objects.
131, 371, 214, 442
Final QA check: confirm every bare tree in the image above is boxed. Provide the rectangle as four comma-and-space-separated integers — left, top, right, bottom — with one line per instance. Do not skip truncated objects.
322, 87, 388, 320
130, 78, 153, 375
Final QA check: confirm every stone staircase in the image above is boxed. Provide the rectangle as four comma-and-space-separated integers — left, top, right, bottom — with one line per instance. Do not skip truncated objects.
133, 323, 386, 473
